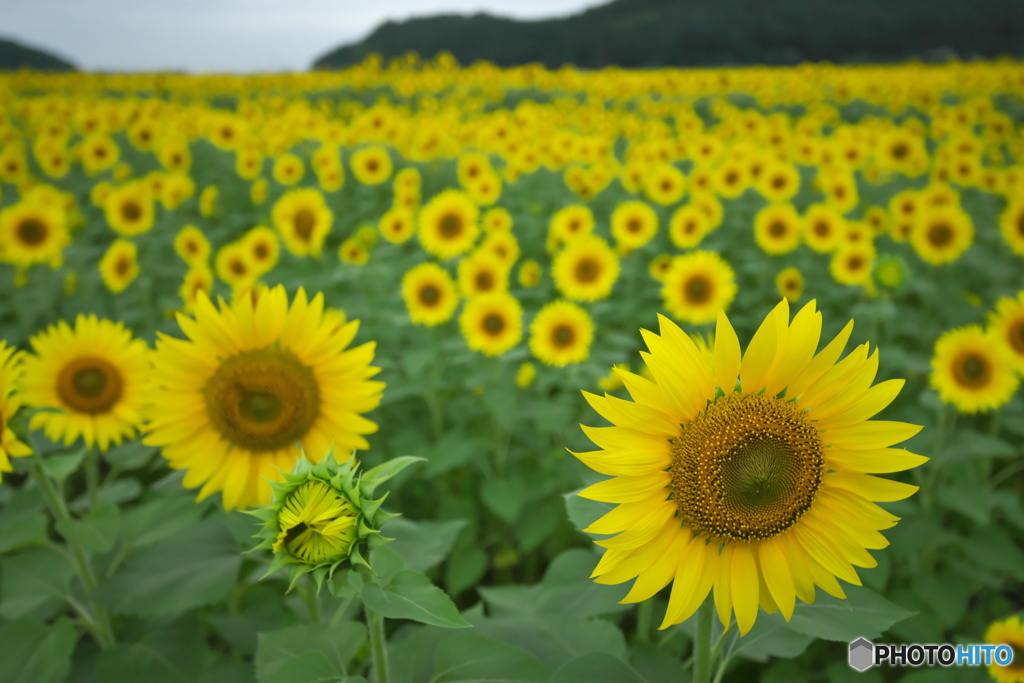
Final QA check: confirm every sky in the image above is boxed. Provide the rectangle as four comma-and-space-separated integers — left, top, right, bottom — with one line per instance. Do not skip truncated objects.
1, 0, 607, 72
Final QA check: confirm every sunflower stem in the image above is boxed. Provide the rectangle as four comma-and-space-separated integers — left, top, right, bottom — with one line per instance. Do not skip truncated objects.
302, 575, 321, 624
636, 599, 653, 643
693, 597, 714, 683
84, 446, 100, 509
366, 604, 390, 683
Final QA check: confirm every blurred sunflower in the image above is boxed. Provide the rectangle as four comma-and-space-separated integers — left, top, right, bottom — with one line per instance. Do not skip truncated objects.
911, 206, 973, 265
145, 286, 384, 509
0, 342, 31, 481
553, 234, 620, 302
235, 148, 263, 180
99, 239, 139, 294
402, 262, 459, 327
104, 182, 154, 236
272, 153, 305, 186
754, 204, 802, 255
350, 146, 392, 185
379, 207, 415, 244
480, 231, 520, 269
985, 615, 1024, 683
989, 292, 1024, 372
830, 245, 875, 287
243, 226, 280, 276
668, 205, 709, 249
458, 249, 509, 298
0, 200, 69, 268
999, 200, 1024, 256
661, 251, 737, 324
648, 254, 674, 282
215, 243, 257, 291
549, 205, 594, 249
272, 188, 333, 258
643, 164, 687, 205
577, 300, 924, 635
338, 238, 369, 265
611, 201, 659, 253
20, 315, 149, 452
757, 162, 800, 203
483, 207, 513, 233
714, 161, 748, 199
179, 265, 213, 314
174, 225, 211, 266
79, 135, 119, 175
802, 204, 844, 253
931, 325, 1019, 413
776, 266, 804, 302
518, 259, 542, 288
418, 189, 480, 259
466, 170, 502, 206
529, 300, 594, 367
460, 292, 523, 357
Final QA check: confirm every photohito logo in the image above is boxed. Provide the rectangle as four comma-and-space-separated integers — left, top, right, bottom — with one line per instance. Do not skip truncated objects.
848, 638, 1014, 671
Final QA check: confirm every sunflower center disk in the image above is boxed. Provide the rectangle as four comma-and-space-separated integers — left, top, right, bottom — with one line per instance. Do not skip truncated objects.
58, 357, 124, 414
670, 392, 825, 543
205, 347, 321, 451
17, 219, 48, 246
294, 209, 315, 239
952, 352, 991, 388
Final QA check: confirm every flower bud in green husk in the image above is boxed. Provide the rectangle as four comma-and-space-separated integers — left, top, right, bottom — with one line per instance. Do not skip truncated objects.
249, 446, 423, 591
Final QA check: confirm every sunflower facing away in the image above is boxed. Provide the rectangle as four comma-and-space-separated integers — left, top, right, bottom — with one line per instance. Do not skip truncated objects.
144, 286, 385, 509
0, 342, 31, 481
20, 315, 150, 452
576, 300, 925, 635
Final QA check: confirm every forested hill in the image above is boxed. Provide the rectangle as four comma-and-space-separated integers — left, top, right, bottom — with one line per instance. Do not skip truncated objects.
313, 0, 1024, 69
0, 38, 76, 71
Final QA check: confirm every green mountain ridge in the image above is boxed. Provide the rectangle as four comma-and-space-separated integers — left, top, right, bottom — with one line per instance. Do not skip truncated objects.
0, 37, 76, 71
313, 0, 1024, 70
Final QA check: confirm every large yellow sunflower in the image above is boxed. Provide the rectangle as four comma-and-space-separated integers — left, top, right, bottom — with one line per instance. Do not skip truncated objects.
20, 315, 149, 452
459, 292, 523, 357
272, 188, 333, 258
418, 189, 480, 260
0, 342, 31, 481
577, 300, 924, 636
910, 206, 973, 265
0, 200, 69, 268
989, 292, 1024, 372
661, 251, 737, 325
552, 234, 621, 302
402, 262, 459, 327
144, 286, 384, 509
985, 615, 1024, 683
529, 300, 594, 367
930, 325, 1019, 414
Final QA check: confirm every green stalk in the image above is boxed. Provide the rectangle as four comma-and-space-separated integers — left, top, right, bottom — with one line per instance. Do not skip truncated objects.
692, 597, 714, 683
636, 599, 653, 644
302, 576, 321, 624
84, 447, 100, 508
366, 604, 390, 683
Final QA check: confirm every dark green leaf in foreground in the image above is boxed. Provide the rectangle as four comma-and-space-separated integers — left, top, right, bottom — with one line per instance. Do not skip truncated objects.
783, 585, 916, 641
385, 518, 467, 573
95, 614, 208, 683
95, 516, 241, 616
550, 652, 647, 683
0, 617, 76, 683
255, 622, 366, 683
429, 633, 550, 683
361, 570, 471, 628
0, 546, 75, 619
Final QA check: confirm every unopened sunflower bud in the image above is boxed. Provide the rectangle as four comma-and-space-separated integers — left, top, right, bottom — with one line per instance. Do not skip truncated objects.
249, 446, 422, 591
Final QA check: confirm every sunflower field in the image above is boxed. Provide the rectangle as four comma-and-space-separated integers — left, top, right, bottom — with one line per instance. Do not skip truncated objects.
0, 56, 1023, 683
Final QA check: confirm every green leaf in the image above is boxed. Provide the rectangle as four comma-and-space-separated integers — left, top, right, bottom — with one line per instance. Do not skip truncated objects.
368, 544, 409, 585
95, 517, 242, 616
939, 483, 991, 525
104, 441, 159, 471
120, 494, 206, 548
444, 546, 489, 597
550, 652, 645, 683
361, 456, 425, 496
206, 583, 292, 657
563, 490, 613, 536
361, 570, 471, 628
467, 614, 627, 670
401, 347, 438, 379
783, 585, 915, 642
255, 622, 366, 683
726, 611, 813, 662
0, 512, 48, 554
384, 518, 467, 573
517, 500, 561, 552
0, 547, 75, 619
961, 525, 1024, 581
0, 617, 76, 683
40, 447, 86, 484
55, 501, 121, 554
481, 476, 528, 525
429, 633, 550, 683
424, 433, 486, 476
95, 614, 209, 683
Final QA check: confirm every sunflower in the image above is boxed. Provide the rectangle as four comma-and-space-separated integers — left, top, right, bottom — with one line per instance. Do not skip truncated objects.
457, 152, 493, 187
985, 615, 1024, 683
802, 204, 844, 253
611, 201, 659, 253
174, 225, 211, 266
714, 161, 749, 199
529, 300, 594, 367
105, 182, 155, 236
79, 135, 119, 175
518, 259, 542, 288
874, 254, 908, 291
460, 292, 523, 357
215, 243, 257, 291
643, 164, 687, 205
552, 234, 620, 302
179, 265, 213, 314
458, 249, 509, 298
160, 173, 195, 210
375, 207, 413, 245
989, 292, 1024, 372
776, 266, 803, 302
350, 146, 392, 185
339, 238, 369, 266
549, 205, 594, 249
863, 207, 889, 236
317, 165, 345, 193
99, 239, 139, 294
144, 286, 384, 509
483, 207, 513, 233
661, 251, 737, 325
243, 225, 280, 276
691, 192, 724, 231
0, 342, 31, 481
999, 200, 1024, 256
668, 205, 710, 249
830, 244, 876, 287
272, 153, 305, 186
0, 200, 69, 268
467, 170, 502, 206
930, 325, 1019, 413
754, 204, 802, 255
20, 315, 149, 452
911, 206, 973, 266
272, 188, 333, 258
418, 189, 480, 260
251, 178, 269, 206
576, 300, 924, 636
757, 163, 800, 203
516, 362, 536, 389
199, 185, 219, 218
480, 231, 520, 269
402, 262, 459, 327
649, 254, 674, 282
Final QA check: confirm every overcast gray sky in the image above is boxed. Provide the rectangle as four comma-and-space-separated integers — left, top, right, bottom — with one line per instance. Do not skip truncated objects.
2, 0, 606, 72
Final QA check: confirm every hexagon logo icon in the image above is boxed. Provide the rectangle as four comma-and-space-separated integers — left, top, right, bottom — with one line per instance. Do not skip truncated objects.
849, 638, 874, 672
